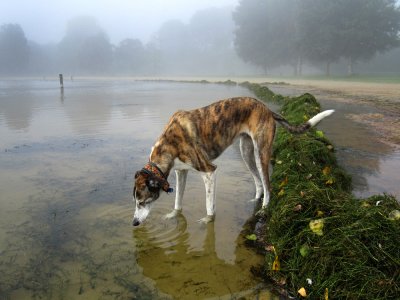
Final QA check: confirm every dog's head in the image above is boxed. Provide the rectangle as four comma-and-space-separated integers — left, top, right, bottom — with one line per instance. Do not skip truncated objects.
132, 165, 172, 226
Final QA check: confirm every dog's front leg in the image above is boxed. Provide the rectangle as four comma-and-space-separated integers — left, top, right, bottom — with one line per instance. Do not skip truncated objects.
165, 169, 188, 219
199, 171, 217, 224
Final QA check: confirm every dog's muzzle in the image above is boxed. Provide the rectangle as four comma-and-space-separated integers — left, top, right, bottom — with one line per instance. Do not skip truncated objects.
132, 201, 153, 226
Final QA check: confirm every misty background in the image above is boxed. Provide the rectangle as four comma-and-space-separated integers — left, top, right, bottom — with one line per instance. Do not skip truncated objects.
1, 0, 399, 77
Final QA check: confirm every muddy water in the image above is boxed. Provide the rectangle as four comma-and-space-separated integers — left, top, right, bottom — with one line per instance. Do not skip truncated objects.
269, 84, 400, 199
0, 79, 282, 300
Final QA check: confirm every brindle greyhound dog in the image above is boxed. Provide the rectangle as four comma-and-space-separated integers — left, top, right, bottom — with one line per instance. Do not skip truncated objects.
132, 97, 334, 226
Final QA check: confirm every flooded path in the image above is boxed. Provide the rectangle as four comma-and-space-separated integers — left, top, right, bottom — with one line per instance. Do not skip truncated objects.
1, 78, 398, 300
0, 79, 279, 299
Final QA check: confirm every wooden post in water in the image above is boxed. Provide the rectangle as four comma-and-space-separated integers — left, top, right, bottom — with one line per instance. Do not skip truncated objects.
59, 74, 64, 88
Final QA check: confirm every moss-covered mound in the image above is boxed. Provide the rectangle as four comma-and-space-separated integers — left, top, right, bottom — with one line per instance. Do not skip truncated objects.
245, 83, 400, 299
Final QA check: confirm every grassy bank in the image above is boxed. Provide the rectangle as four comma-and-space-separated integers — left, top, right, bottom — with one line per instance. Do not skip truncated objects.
241, 81, 400, 299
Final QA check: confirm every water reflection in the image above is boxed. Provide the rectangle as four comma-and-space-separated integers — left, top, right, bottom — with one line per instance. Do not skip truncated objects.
0, 85, 35, 130
134, 212, 267, 299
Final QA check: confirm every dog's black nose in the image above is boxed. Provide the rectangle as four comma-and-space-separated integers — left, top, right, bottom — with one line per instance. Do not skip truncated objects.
132, 219, 140, 226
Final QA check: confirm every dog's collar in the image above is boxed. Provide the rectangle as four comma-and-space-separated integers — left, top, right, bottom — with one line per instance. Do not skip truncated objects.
142, 162, 173, 193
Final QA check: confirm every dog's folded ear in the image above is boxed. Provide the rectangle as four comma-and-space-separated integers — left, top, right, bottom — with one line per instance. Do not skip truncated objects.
135, 171, 140, 179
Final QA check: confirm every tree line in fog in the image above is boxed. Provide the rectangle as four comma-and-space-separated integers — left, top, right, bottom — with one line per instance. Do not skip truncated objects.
0, 7, 251, 77
234, 0, 400, 75
1, 0, 400, 77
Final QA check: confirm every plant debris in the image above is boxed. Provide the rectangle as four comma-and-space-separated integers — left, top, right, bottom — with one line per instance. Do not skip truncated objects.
242, 82, 400, 299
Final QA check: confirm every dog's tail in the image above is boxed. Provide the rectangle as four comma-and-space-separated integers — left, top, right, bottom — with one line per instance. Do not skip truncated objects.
272, 110, 335, 134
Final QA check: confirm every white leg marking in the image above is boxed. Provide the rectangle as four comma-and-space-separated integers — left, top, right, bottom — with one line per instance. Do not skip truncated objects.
164, 169, 188, 220
252, 141, 270, 208
240, 136, 263, 200
199, 171, 217, 223
174, 169, 188, 210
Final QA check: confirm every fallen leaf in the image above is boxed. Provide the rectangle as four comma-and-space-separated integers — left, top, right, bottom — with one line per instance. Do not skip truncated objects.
276, 160, 283, 165
316, 130, 324, 138
325, 288, 329, 300
388, 210, 400, 221
245, 234, 257, 241
327, 145, 334, 150
300, 191, 305, 197
309, 219, 324, 236
306, 174, 313, 180
298, 287, 307, 297
306, 278, 313, 285
299, 244, 310, 257
278, 189, 285, 197
272, 255, 280, 271
322, 166, 331, 176
279, 176, 288, 188
361, 201, 371, 208
265, 245, 275, 252
294, 204, 302, 212
317, 210, 324, 217
325, 178, 334, 185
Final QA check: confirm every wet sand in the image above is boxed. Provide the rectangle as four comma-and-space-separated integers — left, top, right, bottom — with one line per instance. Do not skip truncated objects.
265, 78, 400, 147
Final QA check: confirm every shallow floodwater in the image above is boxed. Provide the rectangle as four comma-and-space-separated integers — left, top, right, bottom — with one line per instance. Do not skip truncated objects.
0, 79, 282, 300
269, 84, 400, 199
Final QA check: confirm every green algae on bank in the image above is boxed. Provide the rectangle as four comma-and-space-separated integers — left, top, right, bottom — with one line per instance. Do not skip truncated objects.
243, 82, 400, 299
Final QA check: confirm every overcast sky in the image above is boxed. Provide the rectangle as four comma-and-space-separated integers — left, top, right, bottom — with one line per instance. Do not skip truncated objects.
0, 0, 238, 44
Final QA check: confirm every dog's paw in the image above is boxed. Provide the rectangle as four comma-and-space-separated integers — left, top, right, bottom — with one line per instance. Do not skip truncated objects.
164, 209, 181, 220
255, 208, 267, 219
197, 215, 215, 224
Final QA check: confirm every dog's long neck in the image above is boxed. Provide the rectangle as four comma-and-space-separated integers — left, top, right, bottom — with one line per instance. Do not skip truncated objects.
149, 138, 177, 178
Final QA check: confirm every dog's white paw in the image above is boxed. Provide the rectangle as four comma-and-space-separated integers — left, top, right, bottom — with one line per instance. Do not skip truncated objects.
164, 209, 181, 220
255, 208, 267, 219
197, 215, 214, 224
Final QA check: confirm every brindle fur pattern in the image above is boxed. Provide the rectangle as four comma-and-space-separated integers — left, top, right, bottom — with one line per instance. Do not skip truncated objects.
133, 97, 334, 226
150, 97, 275, 173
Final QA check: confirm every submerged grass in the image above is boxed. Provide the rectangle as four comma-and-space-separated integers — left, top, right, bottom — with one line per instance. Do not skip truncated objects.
241, 82, 400, 299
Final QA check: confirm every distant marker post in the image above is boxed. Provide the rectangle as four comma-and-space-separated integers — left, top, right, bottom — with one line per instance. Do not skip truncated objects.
59, 74, 64, 88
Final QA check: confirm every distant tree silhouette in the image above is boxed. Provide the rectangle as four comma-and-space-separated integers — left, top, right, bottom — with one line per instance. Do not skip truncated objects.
0, 24, 29, 75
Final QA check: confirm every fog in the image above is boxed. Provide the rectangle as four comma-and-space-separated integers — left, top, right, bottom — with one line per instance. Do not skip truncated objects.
0, 0, 399, 77
0, 0, 238, 44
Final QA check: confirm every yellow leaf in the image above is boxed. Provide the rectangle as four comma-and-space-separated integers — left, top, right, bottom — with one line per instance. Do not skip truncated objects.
279, 176, 288, 188
298, 287, 307, 297
278, 189, 285, 197
272, 255, 280, 271
325, 178, 334, 185
309, 219, 324, 236
389, 210, 400, 221
325, 288, 329, 300
300, 191, 305, 197
322, 166, 331, 176
317, 210, 324, 217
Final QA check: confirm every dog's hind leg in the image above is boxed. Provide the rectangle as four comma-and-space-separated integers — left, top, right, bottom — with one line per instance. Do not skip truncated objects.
252, 130, 274, 208
199, 171, 217, 224
240, 135, 263, 200
165, 169, 188, 219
